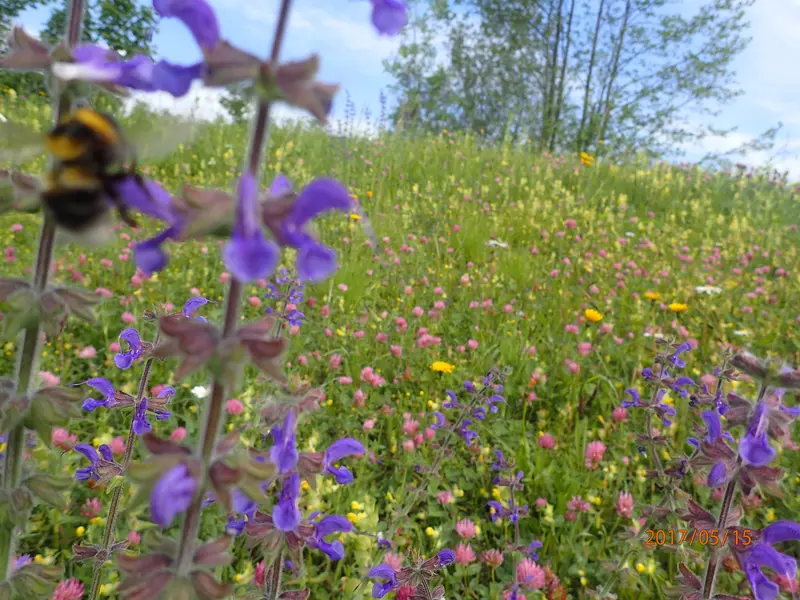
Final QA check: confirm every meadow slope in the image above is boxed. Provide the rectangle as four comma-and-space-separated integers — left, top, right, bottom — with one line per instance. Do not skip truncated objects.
1, 94, 799, 598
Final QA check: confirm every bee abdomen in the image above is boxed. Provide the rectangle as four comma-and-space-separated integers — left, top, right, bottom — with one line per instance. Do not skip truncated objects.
42, 188, 109, 232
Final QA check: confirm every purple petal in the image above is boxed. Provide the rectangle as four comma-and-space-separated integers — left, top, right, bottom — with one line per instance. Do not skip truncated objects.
183, 296, 209, 317
151, 60, 204, 97
368, 564, 397, 598
74, 443, 99, 465
747, 543, 797, 578
133, 398, 152, 435
86, 377, 115, 401
288, 179, 351, 231
316, 539, 345, 561
234, 173, 258, 238
270, 174, 293, 197
119, 328, 142, 352
326, 465, 353, 485
72, 44, 113, 64
437, 549, 455, 566
82, 398, 108, 412
745, 563, 779, 600
270, 412, 299, 474
232, 489, 257, 517
371, 0, 408, 36
701, 410, 721, 442
134, 226, 178, 276
315, 515, 352, 538
325, 438, 365, 464
150, 463, 196, 528
156, 386, 176, 399
116, 177, 176, 222
296, 242, 338, 283
707, 462, 727, 487
272, 473, 301, 532
98, 444, 114, 462
368, 563, 397, 581
153, 0, 220, 49
739, 402, 775, 466
739, 434, 776, 466
763, 521, 800, 544
114, 55, 156, 91
223, 229, 279, 283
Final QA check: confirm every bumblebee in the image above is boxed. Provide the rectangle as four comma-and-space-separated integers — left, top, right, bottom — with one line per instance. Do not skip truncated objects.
44, 108, 141, 236
0, 104, 197, 244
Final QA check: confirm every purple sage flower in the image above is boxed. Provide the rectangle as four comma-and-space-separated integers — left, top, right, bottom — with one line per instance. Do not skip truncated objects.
739, 401, 776, 466
114, 328, 143, 370
323, 438, 365, 485
621, 388, 641, 408
367, 564, 398, 598
182, 296, 210, 322
150, 463, 196, 527
223, 173, 280, 283
53, 45, 203, 97
267, 175, 352, 283
74, 443, 113, 481
667, 342, 692, 369
273, 472, 301, 532
153, 0, 220, 49
307, 514, 353, 560
369, 0, 408, 36
270, 410, 299, 474
81, 378, 116, 411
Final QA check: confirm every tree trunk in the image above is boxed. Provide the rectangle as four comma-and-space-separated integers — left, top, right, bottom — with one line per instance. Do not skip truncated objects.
576, 0, 604, 151
548, 0, 575, 151
597, 0, 632, 149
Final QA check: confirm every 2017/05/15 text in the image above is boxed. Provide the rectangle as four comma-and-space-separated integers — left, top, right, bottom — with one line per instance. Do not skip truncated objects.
645, 529, 752, 547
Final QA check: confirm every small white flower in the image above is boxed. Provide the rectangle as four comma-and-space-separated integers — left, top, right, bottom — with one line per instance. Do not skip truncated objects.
486, 240, 508, 249
643, 332, 665, 339
191, 385, 209, 398
695, 285, 722, 295
733, 330, 752, 337
624, 232, 635, 238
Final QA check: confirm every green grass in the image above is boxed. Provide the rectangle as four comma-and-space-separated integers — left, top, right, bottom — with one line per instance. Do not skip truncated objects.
1, 90, 799, 599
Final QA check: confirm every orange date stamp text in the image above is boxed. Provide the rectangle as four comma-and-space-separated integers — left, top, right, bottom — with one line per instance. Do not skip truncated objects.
645, 529, 752, 548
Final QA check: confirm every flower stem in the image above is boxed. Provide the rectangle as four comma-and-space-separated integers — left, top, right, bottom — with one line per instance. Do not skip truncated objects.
0, 0, 86, 581
264, 548, 284, 600
88, 333, 160, 600
174, 0, 293, 576
702, 383, 766, 599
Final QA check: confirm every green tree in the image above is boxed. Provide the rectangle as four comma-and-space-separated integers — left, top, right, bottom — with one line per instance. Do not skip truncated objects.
1, 0, 156, 101
386, 0, 778, 160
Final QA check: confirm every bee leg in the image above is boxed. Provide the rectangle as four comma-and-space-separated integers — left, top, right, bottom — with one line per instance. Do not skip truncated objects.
101, 176, 138, 229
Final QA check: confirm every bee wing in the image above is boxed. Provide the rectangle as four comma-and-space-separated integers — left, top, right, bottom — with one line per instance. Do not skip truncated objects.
352, 203, 380, 255
126, 118, 204, 161
0, 121, 45, 163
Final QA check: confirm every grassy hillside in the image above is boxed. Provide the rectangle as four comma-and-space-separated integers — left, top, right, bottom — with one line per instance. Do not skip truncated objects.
1, 89, 799, 598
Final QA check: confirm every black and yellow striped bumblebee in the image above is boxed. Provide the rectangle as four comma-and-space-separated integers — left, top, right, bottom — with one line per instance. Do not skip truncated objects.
0, 103, 197, 244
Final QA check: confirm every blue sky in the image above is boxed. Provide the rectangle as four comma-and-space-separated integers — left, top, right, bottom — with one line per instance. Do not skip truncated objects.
13, 0, 800, 175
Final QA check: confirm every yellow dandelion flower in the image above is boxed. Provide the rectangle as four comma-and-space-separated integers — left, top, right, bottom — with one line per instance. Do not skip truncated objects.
350, 213, 362, 221
430, 361, 455, 374
584, 309, 603, 323
644, 291, 661, 300
669, 303, 688, 313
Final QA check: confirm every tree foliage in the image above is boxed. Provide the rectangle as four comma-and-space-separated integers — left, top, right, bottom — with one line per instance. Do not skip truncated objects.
1, 0, 156, 101
385, 0, 778, 159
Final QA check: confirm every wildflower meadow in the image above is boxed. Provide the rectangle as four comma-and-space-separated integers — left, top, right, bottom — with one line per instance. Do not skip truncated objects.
0, 1, 799, 599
